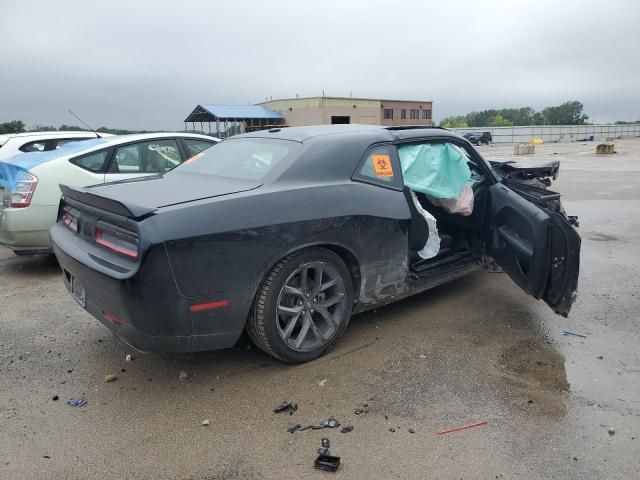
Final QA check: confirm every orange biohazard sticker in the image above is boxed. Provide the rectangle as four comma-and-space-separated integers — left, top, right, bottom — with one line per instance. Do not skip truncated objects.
371, 154, 393, 177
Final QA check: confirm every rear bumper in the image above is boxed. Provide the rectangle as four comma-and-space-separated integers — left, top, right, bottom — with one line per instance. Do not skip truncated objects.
0, 204, 56, 250
51, 227, 243, 353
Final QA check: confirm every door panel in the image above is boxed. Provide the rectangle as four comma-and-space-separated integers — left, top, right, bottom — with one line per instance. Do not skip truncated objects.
539, 208, 580, 316
488, 182, 581, 316
488, 183, 550, 299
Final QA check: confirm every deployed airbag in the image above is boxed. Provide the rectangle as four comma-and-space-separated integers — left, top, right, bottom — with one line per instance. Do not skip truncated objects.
399, 143, 473, 199
410, 191, 440, 259
399, 143, 475, 216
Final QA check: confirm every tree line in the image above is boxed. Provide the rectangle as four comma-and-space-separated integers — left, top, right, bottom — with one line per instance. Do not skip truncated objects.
0, 120, 152, 135
439, 100, 592, 128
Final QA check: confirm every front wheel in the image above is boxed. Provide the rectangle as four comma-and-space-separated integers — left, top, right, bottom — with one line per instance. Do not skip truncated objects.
246, 248, 354, 363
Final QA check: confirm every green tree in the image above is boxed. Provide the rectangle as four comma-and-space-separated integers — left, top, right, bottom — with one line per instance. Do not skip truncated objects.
541, 101, 589, 125
439, 116, 468, 128
0, 120, 26, 134
487, 114, 513, 127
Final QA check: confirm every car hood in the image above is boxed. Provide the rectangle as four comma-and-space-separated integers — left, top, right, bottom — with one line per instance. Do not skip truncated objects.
84, 171, 261, 211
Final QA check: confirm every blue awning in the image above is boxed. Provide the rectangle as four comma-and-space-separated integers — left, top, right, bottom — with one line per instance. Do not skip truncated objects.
184, 104, 282, 122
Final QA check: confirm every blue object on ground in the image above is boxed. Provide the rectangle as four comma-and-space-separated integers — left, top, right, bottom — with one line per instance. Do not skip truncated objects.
67, 399, 87, 407
563, 330, 587, 338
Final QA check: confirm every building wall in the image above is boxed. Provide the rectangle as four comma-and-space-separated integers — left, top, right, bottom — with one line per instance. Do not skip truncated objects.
260, 97, 433, 127
261, 97, 381, 126
380, 100, 433, 126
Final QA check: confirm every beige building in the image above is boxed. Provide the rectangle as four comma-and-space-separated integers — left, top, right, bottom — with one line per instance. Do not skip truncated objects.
260, 96, 433, 127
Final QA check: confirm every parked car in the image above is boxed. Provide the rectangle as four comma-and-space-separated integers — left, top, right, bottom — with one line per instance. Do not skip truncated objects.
1, 133, 218, 255
463, 131, 492, 145
51, 125, 580, 363
0, 131, 113, 161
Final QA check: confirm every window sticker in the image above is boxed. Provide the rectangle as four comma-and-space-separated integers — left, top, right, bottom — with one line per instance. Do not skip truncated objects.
371, 154, 393, 177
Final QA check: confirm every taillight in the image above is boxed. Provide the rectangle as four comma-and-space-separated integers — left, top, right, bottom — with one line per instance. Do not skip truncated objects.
10, 172, 38, 208
95, 225, 139, 259
62, 206, 78, 233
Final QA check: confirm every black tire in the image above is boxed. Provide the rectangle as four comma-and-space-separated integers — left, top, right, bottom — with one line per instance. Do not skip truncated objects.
246, 248, 354, 363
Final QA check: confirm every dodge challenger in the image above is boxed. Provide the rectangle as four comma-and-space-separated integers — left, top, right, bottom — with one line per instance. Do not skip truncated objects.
50, 125, 580, 363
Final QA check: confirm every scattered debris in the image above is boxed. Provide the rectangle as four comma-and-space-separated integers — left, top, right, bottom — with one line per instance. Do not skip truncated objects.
178, 370, 189, 381
125, 354, 132, 362
273, 401, 298, 415
294, 417, 341, 432
340, 426, 354, 433
105, 374, 118, 383
608, 427, 615, 436
320, 417, 340, 428
51, 395, 59, 401
318, 378, 327, 387
354, 403, 369, 415
408, 429, 416, 434
202, 419, 210, 426
437, 420, 487, 435
314, 438, 340, 472
66, 399, 87, 407
563, 330, 587, 339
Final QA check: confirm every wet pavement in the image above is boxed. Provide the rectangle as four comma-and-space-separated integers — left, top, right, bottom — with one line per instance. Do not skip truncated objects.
1, 139, 639, 479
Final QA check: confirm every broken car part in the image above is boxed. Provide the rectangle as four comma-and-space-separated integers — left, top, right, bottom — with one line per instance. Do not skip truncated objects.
273, 401, 298, 414
314, 438, 341, 472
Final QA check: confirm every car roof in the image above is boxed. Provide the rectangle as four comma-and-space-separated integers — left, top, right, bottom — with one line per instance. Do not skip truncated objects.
0, 132, 219, 171
226, 125, 466, 186
233, 124, 462, 143
95, 132, 219, 146
0, 131, 102, 139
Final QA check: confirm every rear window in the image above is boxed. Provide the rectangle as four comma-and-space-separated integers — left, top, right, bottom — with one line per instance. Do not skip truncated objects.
175, 138, 298, 181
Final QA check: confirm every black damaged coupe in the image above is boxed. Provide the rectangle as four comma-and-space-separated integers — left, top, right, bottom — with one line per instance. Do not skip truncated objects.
51, 125, 580, 363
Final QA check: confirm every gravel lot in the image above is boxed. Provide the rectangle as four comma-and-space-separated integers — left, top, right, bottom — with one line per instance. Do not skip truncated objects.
1, 139, 639, 479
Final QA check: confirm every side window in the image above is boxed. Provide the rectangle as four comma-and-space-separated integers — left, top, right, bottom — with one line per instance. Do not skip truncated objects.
19, 140, 48, 152
353, 145, 402, 189
183, 139, 215, 157
112, 139, 181, 173
70, 149, 110, 173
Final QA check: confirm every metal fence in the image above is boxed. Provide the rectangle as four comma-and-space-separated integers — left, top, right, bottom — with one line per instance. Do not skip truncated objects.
451, 124, 640, 144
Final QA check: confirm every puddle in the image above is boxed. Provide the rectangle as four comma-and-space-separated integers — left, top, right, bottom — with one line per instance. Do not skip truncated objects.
498, 340, 569, 417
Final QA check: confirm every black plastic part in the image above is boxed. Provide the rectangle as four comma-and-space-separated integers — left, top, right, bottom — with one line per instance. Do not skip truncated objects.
314, 454, 341, 472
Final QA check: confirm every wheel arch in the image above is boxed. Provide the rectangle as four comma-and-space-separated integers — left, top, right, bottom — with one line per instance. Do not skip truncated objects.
259, 241, 362, 305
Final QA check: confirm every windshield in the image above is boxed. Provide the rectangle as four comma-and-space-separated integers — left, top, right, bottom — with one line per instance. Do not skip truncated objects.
174, 138, 300, 181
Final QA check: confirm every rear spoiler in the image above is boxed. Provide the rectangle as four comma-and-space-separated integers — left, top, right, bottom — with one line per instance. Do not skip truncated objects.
60, 184, 156, 219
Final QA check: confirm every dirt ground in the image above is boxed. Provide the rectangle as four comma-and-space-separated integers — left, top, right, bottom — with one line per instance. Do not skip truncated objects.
1, 139, 639, 479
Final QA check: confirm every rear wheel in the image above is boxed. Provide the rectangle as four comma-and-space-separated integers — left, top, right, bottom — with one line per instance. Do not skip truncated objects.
247, 248, 353, 363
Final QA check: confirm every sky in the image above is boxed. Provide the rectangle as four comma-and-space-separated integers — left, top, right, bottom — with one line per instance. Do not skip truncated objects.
1, 0, 639, 130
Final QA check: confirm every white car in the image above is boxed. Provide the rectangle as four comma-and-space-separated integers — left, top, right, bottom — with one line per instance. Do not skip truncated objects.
0, 132, 219, 255
0, 131, 113, 161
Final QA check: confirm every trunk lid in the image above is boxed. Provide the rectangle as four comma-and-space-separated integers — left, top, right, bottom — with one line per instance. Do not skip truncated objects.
65, 171, 261, 218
